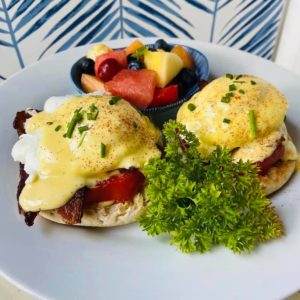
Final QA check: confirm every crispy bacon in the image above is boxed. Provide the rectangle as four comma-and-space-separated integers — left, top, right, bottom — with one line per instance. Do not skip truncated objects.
56, 188, 86, 225
13, 110, 32, 136
13, 111, 39, 226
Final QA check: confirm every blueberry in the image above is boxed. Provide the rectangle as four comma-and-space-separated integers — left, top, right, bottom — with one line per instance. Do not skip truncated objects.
154, 39, 171, 51
128, 59, 145, 70
79, 57, 95, 75
175, 68, 198, 96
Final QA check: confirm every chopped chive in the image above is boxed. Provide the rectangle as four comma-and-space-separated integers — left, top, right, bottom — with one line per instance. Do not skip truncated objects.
235, 75, 243, 80
250, 80, 257, 85
109, 96, 122, 105
248, 110, 257, 140
221, 96, 230, 103
87, 110, 99, 120
78, 132, 87, 147
233, 80, 246, 84
78, 125, 89, 134
226, 92, 234, 97
223, 118, 231, 124
65, 108, 83, 138
63, 133, 67, 138
89, 103, 97, 112
187, 103, 196, 111
225, 73, 233, 79
55, 125, 62, 132
132, 121, 138, 128
46, 121, 54, 125
239, 89, 245, 94
229, 84, 237, 91
100, 143, 106, 158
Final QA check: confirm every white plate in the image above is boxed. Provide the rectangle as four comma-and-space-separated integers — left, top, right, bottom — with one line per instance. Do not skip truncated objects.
0, 38, 299, 300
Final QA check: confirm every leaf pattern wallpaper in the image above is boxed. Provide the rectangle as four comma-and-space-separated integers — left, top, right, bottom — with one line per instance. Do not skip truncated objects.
0, 0, 285, 80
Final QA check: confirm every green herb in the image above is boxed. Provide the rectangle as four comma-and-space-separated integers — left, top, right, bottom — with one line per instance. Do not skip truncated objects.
132, 121, 138, 128
55, 125, 62, 132
187, 103, 196, 111
109, 96, 122, 105
235, 75, 243, 80
248, 110, 257, 140
233, 80, 246, 84
87, 111, 98, 120
239, 89, 245, 94
131, 46, 148, 59
137, 120, 283, 254
87, 104, 99, 120
77, 132, 87, 147
46, 121, 54, 125
229, 84, 237, 91
221, 93, 234, 103
65, 108, 83, 138
89, 103, 97, 112
225, 73, 233, 79
223, 118, 231, 124
100, 143, 106, 158
251, 80, 257, 85
78, 125, 89, 134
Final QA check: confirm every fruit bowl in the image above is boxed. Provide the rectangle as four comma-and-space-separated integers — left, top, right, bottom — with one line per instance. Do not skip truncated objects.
70, 42, 209, 127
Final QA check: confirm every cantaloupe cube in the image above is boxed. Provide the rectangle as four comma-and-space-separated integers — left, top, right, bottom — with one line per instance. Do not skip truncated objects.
81, 74, 107, 93
125, 39, 144, 56
171, 45, 195, 70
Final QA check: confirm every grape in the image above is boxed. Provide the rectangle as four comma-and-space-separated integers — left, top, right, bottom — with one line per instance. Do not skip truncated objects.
97, 58, 123, 82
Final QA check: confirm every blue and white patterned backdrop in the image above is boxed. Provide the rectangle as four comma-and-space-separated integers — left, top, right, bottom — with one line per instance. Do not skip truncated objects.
0, 0, 285, 81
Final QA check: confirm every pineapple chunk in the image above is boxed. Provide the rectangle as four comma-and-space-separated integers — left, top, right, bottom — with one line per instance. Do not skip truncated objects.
86, 43, 112, 61
144, 51, 183, 88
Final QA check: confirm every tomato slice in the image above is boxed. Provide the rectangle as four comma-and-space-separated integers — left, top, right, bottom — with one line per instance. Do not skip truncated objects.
149, 84, 179, 107
85, 169, 145, 205
257, 142, 284, 175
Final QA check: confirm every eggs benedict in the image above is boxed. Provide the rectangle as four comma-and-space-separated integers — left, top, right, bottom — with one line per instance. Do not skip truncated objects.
12, 94, 161, 226
177, 75, 297, 194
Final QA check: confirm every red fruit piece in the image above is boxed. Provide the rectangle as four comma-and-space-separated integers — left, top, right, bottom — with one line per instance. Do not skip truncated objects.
84, 169, 145, 205
95, 50, 127, 76
149, 84, 179, 107
97, 58, 123, 82
105, 69, 157, 109
257, 142, 284, 175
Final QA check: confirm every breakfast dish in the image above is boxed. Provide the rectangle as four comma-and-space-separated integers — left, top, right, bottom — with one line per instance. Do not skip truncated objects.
11, 94, 161, 227
1, 39, 300, 300
177, 74, 297, 195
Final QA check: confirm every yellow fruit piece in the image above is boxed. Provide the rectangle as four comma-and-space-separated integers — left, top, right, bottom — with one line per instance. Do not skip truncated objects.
86, 43, 112, 61
125, 39, 144, 56
171, 45, 195, 70
81, 74, 106, 93
144, 51, 183, 88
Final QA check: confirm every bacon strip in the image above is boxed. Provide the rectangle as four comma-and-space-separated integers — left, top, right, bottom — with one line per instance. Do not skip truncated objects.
56, 188, 86, 225
13, 111, 32, 136
13, 112, 39, 226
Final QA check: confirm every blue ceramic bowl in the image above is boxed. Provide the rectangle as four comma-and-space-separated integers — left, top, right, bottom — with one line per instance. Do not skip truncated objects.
70, 44, 209, 127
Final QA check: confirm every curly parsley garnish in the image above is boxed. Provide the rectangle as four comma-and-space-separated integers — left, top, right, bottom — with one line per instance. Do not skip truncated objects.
138, 121, 283, 254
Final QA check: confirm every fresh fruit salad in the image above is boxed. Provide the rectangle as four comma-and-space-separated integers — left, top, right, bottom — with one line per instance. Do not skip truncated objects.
77, 39, 205, 109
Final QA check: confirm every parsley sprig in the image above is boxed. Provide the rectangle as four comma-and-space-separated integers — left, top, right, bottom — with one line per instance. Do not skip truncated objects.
138, 121, 283, 254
